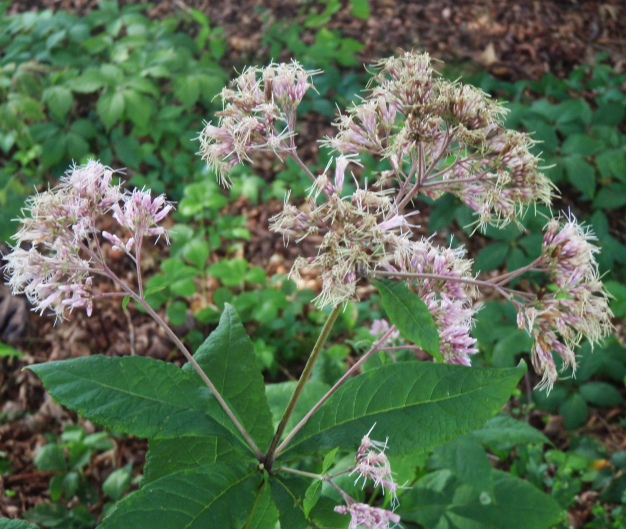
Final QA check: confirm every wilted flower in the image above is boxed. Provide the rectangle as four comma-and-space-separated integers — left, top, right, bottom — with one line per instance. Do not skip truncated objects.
517, 216, 613, 391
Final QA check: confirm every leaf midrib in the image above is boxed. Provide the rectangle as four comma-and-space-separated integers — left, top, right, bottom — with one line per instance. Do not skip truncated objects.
285, 366, 521, 452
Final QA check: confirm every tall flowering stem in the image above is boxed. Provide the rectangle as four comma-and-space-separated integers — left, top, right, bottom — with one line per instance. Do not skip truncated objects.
265, 304, 342, 468
3, 161, 263, 460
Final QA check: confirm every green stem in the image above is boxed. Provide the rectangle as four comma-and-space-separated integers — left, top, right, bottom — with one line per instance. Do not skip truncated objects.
264, 304, 342, 468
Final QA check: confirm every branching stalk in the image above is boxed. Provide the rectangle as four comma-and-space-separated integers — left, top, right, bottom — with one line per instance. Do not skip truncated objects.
265, 304, 342, 468
273, 324, 397, 458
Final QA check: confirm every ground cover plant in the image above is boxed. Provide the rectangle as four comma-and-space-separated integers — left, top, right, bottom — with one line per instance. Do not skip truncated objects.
2, 46, 619, 529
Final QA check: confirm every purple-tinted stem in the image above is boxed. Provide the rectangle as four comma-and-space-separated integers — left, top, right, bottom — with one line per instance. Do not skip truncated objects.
273, 325, 398, 458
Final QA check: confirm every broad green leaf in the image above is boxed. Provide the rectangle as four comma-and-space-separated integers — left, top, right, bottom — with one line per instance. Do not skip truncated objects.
34, 444, 66, 472
280, 361, 526, 459
42, 86, 73, 121
374, 279, 441, 361
265, 380, 330, 433
579, 381, 622, 407
270, 474, 309, 529
100, 462, 261, 529
103, 464, 132, 500
97, 89, 125, 130
559, 392, 588, 430
123, 89, 152, 128
183, 304, 274, 450
67, 68, 105, 93
349, 0, 370, 19
0, 520, 41, 529
399, 469, 563, 529
475, 242, 510, 272
143, 436, 238, 485
561, 134, 603, 156
245, 481, 279, 529
434, 435, 493, 495
472, 415, 549, 450
29, 356, 243, 446
563, 155, 596, 198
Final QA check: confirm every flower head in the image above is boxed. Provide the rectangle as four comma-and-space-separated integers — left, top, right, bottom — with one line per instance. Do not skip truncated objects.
3, 161, 172, 321
334, 503, 401, 529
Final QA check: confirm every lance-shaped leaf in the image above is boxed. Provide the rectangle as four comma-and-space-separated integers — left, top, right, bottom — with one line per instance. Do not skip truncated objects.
374, 279, 441, 361
183, 304, 274, 450
100, 462, 261, 529
29, 356, 244, 448
143, 436, 239, 485
244, 481, 279, 529
280, 361, 526, 459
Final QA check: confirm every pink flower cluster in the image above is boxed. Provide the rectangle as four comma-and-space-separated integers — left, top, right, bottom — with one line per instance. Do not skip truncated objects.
334, 503, 401, 529
334, 426, 402, 529
198, 61, 317, 186
3, 161, 172, 320
517, 217, 613, 391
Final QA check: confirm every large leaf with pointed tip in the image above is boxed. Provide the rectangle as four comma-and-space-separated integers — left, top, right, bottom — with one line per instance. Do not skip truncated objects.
280, 361, 525, 459
143, 436, 239, 485
100, 461, 261, 529
183, 304, 274, 451
244, 481, 280, 529
374, 279, 441, 360
29, 356, 243, 447
398, 469, 563, 529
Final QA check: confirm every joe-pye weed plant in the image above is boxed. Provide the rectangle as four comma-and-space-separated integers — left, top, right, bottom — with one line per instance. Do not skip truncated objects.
2, 52, 613, 529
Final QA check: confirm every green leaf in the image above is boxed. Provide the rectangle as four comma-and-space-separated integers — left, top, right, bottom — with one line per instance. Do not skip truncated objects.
123, 89, 152, 128
209, 259, 249, 287
435, 435, 493, 495
42, 86, 73, 121
322, 448, 339, 473
374, 279, 441, 361
579, 381, 623, 407
595, 149, 626, 182
475, 242, 510, 272
103, 464, 132, 500
592, 102, 626, 127
67, 68, 105, 93
270, 474, 308, 529
561, 134, 603, 156
183, 304, 274, 451
29, 356, 242, 445
559, 392, 589, 430
349, 0, 370, 19
144, 436, 239, 485
303, 480, 322, 518
399, 469, 563, 529
280, 361, 526, 459
184, 238, 210, 269
0, 342, 23, 359
99, 462, 261, 529
97, 89, 125, 130
472, 415, 549, 450
0, 520, 41, 529
34, 444, 67, 472
563, 155, 596, 198
245, 481, 279, 529
265, 380, 330, 433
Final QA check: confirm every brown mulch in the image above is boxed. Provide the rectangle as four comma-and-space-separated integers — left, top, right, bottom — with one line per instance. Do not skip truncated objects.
8, 0, 626, 80
2, 0, 626, 525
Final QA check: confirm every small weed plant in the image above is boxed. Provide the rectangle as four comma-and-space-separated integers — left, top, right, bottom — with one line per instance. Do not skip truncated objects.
2, 52, 615, 529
